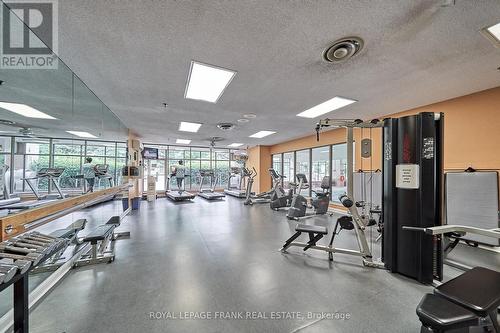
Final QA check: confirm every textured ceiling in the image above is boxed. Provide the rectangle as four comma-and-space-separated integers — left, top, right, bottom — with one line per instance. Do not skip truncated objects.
50, 0, 500, 146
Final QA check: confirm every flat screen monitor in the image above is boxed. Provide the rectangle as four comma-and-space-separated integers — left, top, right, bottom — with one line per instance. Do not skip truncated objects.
142, 147, 158, 159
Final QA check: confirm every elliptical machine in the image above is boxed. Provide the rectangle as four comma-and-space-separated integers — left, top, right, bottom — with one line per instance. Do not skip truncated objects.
286, 174, 330, 220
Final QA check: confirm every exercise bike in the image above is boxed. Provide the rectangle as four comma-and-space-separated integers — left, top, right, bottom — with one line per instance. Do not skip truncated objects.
286, 174, 331, 220
270, 179, 296, 211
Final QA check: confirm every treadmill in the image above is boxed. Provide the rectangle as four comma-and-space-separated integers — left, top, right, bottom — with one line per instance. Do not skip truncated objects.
95, 164, 114, 188
197, 169, 225, 200
166, 175, 195, 201
0, 168, 65, 211
224, 167, 252, 198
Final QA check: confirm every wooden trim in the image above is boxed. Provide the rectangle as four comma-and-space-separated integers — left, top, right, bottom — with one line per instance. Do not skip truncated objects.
0, 185, 129, 241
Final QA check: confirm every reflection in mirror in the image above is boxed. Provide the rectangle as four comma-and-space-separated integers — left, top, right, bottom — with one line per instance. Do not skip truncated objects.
0, 3, 129, 322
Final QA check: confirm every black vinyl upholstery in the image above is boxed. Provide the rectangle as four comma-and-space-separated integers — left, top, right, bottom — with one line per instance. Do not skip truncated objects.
417, 294, 478, 330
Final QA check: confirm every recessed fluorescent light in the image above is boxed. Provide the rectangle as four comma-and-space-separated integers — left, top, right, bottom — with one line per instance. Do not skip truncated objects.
176, 139, 191, 144
228, 143, 244, 147
249, 131, 276, 138
179, 121, 202, 133
487, 22, 500, 40
482, 22, 500, 46
0, 102, 56, 119
185, 61, 236, 103
66, 131, 98, 138
296, 96, 357, 118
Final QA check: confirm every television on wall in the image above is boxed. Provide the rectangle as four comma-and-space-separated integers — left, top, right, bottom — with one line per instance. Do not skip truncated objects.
142, 147, 158, 159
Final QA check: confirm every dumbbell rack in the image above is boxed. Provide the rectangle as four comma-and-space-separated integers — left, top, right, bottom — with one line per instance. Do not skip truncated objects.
0, 232, 67, 333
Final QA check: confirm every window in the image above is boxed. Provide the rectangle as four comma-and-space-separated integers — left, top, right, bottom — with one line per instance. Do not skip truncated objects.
295, 149, 310, 195
0, 136, 12, 153
282, 152, 294, 189
53, 155, 82, 190
272, 154, 282, 174
311, 147, 330, 196
169, 147, 188, 160
331, 143, 348, 202
211, 149, 227, 188
0, 137, 125, 195
117, 143, 127, 158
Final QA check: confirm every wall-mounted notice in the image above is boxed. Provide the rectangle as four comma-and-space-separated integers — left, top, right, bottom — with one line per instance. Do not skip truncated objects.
396, 164, 420, 189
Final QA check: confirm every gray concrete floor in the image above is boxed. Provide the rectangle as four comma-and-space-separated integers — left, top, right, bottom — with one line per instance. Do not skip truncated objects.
6, 196, 497, 332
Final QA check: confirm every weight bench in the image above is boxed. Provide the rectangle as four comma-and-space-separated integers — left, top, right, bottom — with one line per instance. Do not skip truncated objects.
30, 219, 87, 273
281, 223, 329, 252
416, 267, 500, 332
74, 216, 130, 267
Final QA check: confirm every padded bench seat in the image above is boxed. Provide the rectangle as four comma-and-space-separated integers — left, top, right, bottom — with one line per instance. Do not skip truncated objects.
49, 219, 87, 239
295, 223, 328, 235
82, 225, 116, 243
417, 294, 479, 332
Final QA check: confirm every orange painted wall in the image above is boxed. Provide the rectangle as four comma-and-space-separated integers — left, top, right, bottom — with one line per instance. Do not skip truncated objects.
247, 145, 272, 193
249, 86, 500, 193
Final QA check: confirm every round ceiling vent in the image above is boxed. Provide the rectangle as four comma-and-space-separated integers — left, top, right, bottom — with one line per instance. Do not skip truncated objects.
323, 37, 364, 63
217, 123, 235, 131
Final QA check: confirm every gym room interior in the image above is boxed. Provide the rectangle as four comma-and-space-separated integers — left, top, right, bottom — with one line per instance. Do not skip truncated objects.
0, 1, 498, 332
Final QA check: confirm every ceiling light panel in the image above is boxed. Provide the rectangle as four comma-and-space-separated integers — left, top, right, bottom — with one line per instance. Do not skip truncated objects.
185, 61, 236, 103
296, 96, 357, 118
249, 131, 276, 138
0, 102, 56, 119
482, 22, 500, 46
176, 139, 191, 144
487, 22, 500, 40
228, 143, 244, 147
179, 121, 202, 133
66, 131, 98, 138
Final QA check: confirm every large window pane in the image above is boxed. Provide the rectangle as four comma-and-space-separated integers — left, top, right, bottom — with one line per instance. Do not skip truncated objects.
169, 147, 188, 160
1, 154, 12, 195
272, 154, 281, 173
331, 143, 348, 202
215, 151, 229, 161
190, 160, 200, 189
13, 155, 24, 193
86, 141, 116, 157
215, 160, 230, 189
282, 152, 294, 189
15, 138, 50, 155
53, 155, 82, 191
0, 137, 12, 153
311, 147, 330, 195
117, 143, 127, 158
116, 158, 126, 184
53, 139, 84, 155
25, 154, 50, 192
86, 144, 105, 156
296, 149, 310, 196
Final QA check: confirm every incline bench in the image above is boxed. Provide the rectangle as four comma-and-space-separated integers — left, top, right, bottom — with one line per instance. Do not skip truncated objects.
416, 267, 500, 332
74, 216, 130, 267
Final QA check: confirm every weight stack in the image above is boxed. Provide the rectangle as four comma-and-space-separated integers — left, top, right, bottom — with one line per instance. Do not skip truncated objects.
382, 112, 444, 284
